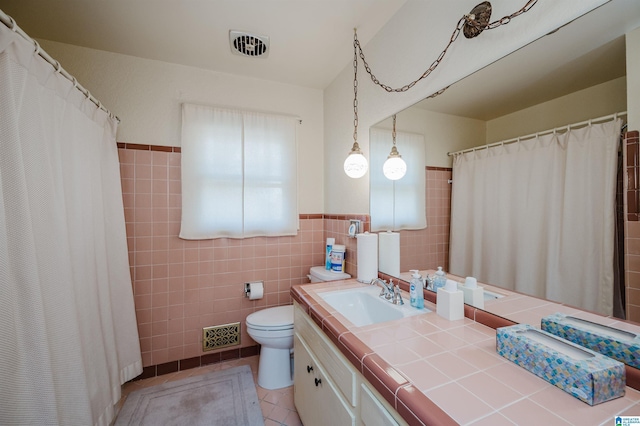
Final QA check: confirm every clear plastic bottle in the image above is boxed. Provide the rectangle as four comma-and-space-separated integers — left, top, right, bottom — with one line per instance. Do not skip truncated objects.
409, 270, 424, 309
434, 266, 447, 292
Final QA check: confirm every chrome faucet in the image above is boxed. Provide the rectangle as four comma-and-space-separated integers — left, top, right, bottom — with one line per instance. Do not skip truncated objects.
370, 277, 394, 300
424, 274, 434, 291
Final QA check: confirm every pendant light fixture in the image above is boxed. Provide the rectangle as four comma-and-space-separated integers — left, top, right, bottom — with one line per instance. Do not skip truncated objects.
344, 1, 536, 179
383, 115, 407, 180
343, 30, 368, 179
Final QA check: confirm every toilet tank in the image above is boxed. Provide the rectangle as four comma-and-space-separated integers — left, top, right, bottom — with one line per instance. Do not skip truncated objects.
308, 266, 351, 282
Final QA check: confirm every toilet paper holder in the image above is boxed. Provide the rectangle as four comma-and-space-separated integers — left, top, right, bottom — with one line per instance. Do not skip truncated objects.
244, 280, 264, 298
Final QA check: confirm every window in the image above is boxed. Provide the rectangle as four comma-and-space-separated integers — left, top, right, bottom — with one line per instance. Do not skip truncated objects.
370, 128, 426, 231
179, 104, 298, 239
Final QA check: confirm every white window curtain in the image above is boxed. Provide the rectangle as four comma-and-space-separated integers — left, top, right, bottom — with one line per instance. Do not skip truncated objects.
450, 119, 622, 316
180, 104, 298, 239
0, 23, 141, 426
370, 128, 426, 231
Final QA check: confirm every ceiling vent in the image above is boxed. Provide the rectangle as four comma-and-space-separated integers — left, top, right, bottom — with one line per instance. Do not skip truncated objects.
229, 31, 269, 58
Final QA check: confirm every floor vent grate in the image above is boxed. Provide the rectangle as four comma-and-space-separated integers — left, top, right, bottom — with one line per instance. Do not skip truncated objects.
203, 322, 241, 351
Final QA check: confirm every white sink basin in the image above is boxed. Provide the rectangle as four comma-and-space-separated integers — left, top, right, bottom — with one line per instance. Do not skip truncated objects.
484, 289, 505, 300
319, 285, 428, 327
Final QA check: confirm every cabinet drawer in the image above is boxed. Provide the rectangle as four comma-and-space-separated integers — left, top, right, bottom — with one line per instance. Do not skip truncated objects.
294, 303, 357, 406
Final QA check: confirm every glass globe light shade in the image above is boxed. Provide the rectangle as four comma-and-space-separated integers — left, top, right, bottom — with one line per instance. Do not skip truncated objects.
383, 155, 407, 180
344, 151, 368, 178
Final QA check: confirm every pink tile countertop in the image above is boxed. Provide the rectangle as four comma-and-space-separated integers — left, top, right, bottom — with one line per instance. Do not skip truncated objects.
291, 279, 640, 425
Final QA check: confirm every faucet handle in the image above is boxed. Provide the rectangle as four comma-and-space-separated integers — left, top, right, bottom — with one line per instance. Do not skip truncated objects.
425, 274, 434, 290
393, 284, 404, 305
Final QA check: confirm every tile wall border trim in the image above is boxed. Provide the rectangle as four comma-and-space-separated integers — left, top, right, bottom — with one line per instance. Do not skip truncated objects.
117, 142, 181, 153
134, 344, 260, 381
117, 143, 451, 173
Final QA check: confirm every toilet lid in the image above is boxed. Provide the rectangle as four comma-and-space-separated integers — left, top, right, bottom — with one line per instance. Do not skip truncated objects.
310, 266, 351, 281
246, 305, 294, 329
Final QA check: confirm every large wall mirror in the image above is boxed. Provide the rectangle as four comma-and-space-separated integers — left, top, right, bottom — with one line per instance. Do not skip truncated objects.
370, 0, 640, 320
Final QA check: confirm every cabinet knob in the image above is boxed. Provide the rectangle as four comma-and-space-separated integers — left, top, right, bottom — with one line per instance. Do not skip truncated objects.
306, 365, 313, 373
314, 377, 322, 387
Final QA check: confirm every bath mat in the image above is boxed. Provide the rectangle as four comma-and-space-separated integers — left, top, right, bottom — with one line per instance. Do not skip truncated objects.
115, 365, 264, 426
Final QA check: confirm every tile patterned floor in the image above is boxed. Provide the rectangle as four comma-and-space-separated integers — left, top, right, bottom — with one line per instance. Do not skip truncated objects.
117, 356, 302, 426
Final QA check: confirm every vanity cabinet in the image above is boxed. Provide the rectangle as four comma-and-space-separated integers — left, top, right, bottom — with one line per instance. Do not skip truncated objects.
294, 335, 356, 425
293, 302, 405, 426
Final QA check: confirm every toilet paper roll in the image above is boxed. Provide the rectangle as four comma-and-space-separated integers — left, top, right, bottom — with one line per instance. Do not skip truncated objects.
248, 282, 264, 300
378, 231, 400, 277
356, 232, 378, 283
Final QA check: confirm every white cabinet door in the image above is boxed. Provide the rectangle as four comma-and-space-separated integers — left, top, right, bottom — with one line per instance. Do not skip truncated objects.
294, 335, 356, 426
360, 383, 401, 426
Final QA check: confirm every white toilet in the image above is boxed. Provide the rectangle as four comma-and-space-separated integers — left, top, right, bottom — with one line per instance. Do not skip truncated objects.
246, 305, 295, 390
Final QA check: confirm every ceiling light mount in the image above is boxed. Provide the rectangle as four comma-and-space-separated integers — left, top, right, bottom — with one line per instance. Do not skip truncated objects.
463, 1, 492, 39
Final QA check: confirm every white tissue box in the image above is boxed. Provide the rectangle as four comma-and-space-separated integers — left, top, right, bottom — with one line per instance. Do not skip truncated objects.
461, 285, 484, 309
437, 286, 464, 321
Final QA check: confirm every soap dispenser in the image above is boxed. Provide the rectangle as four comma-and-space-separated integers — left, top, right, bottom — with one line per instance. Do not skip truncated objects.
409, 270, 424, 309
433, 266, 446, 292
437, 279, 464, 320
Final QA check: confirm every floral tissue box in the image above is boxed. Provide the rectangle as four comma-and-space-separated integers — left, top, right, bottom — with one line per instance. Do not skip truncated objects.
541, 312, 640, 369
496, 323, 625, 405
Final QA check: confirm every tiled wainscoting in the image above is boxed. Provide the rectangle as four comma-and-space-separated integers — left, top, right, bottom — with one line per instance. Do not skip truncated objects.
625, 131, 640, 322
118, 143, 453, 377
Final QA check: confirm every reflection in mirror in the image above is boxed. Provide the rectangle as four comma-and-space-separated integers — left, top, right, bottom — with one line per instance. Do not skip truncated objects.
370, 0, 639, 320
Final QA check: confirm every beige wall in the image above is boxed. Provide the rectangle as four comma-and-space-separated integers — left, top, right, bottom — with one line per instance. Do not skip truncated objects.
374, 108, 486, 168
486, 77, 627, 144
38, 40, 325, 214
628, 26, 640, 131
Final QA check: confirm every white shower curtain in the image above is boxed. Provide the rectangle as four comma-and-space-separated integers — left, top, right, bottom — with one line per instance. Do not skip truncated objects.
450, 119, 621, 316
0, 22, 141, 426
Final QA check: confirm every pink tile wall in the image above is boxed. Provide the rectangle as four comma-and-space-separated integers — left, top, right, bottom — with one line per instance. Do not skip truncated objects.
626, 131, 640, 322
118, 145, 326, 367
118, 144, 453, 369
400, 167, 452, 272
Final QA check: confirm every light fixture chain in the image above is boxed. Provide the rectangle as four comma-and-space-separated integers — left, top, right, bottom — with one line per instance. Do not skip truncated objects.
355, 16, 465, 94
485, 0, 538, 30
355, 0, 537, 94
392, 114, 397, 146
353, 34, 359, 144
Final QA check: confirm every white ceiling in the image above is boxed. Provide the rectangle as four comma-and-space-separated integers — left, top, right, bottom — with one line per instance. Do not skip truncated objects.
1, 0, 640, 119
0, 0, 406, 90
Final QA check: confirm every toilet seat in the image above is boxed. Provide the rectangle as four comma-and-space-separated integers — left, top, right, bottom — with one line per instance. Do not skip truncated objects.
246, 305, 294, 331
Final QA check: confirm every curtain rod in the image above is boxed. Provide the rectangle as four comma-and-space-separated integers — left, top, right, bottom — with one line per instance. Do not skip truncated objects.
0, 9, 120, 123
447, 111, 627, 157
